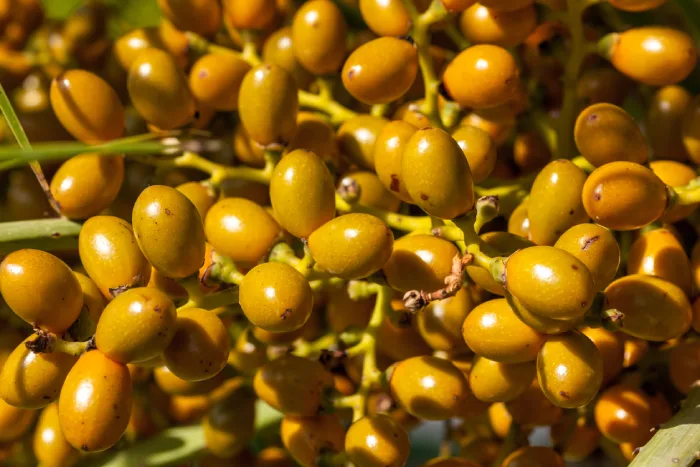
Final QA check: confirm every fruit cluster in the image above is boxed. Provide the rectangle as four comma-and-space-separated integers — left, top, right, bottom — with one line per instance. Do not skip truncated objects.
1, 0, 700, 466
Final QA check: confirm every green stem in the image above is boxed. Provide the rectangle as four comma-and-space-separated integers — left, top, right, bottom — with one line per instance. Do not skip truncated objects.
335, 194, 432, 232
557, 0, 604, 159
444, 23, 470, 50
0, 218, 82, 255
177, 288, 239, 312
629, 384, 700, 467
298, 90, 357, 126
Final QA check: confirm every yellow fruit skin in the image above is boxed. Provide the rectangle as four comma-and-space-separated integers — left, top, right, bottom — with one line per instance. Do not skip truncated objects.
270, 149, 336, 239
389, 356, 468, 420
502, 447, 565, 467
281, 414, 345, 467
382, 234, 459, 293
459, 3, 537, 47
0, 249, 83, 333
537, 332, 603, 408
505, 246, 595, 321
50, 154, 124, 220
650, 160, 698, 222
292, 0, 347, 75
157, 0, 221, 37
610, 27, 697, 86
202, 383, 256, 459
647, 86, 691, 162
79, 216, 152, 299
594, 384, 652, 445
342, 37, 418, 105
95, 287, 177, 364
359, 0, 412, 37
50, 69, 125, 143
466, 231, 533, 295
451, 124, 497, 184
127, 48, 195, 130
469, 356, 535, 403
344, 171, 402, 212
0, 335, 77, 409
401, 128, 475, 219
417, 288, 474, 352
189, 53, 251, 111
253, 355, 332, 416
239, 262, 314, 333
338, 115, 389, 170
33, 403, 78, 467
554, 223, 620, 292
163, 308, 230, 382
58, 350, 132, 452
0, 398, 36, 443
581, 327, 624, 387
604, 274, 692, 341
528, 159, 589, 246
462, 298, 546, 363
627, 228, 692, 297
132, 185, 206, 279
308, 213, 394, 280
204, 197, 281, 268
262, 26, 313, 89
574, 103, 647, 167
345, 414, 410, 467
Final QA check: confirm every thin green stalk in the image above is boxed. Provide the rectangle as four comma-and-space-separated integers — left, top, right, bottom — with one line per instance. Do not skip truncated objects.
0, 218, 82, 255
298, 90, 358, 126
630, 384, 700, 466
0, 80, 60, 215
335, 194, 432, 232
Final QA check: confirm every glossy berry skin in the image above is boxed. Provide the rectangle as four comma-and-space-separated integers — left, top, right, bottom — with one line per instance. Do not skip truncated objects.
594, 384, 652, 445
343, 171, 402, 212
627, 228, 692, 296
373, 120, 417, 203
189, 53, 251, 111
58, 350, 132, 452
79, 216, 152, 299
338, 115, 389, 170
402, 128, 475, 219
127, 48, 195, 130
33, 403, 78, 467
0, 249, 82, 333
281, 414, 345, 467
508, 200, 530, 239
443, 45, 519, 109
50, 154, 124, 219
239, 262, 314, 332
342, 37, 418, 105
513, 131, 551, 174
262, 26, 313, 89
576, 67, 630, 106
202, 383, 256, 459
651, 160, 698, 222
459, 3, 537, 47
254, 355, 333, 416
163, 308, 230, 381
417, 288, 474, 352
537, 332, 603, 408
505, 246, 595, 321
551, 416, 601, 462
270, 149, 335, 239
308, 213, 394, 280
390, 356, 468, 420
50, 69, 125, 143
224, 0, 276, 29
554, 223, 620, 292
469, 356, 535, 403
0, 335, 77, 409
204, 198, 281, 268
609, 27, 697, 86
345, 414, 410, 467
669, 341, 700, 394
287, 113, 341, 171
502, 447, 565, 467
114, 25, 189, 71
466, 231, 534, 296
682, 95, 700, 164
292, 0, 347, 75
95, 287, 176, 364
157, 0, 221, 37
581, 326, 625, 387
528, 159, 589, 246
574, 103, 647, 167
72, 272, 107, 339
132, 185, 206, 279
462, 298, 546, 363
383, 234, 459, 293
0, 398, 35, 443
451, 124, 497, 183
153, 365, 224, 396
647, 86, 691, 161
604, 274, 691, 341
176, 181, 216, 221
582, 161, 667, 231
359, 0, 411, 36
